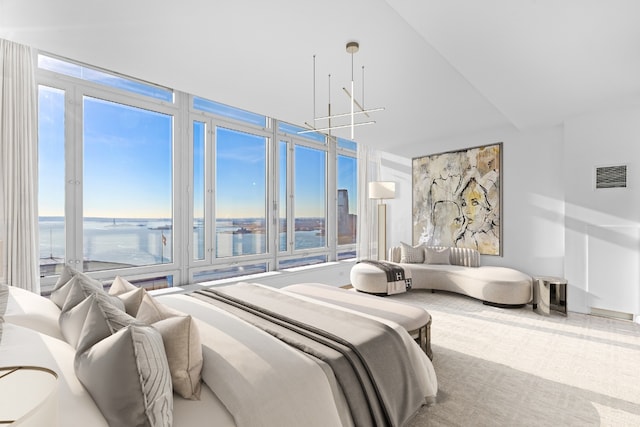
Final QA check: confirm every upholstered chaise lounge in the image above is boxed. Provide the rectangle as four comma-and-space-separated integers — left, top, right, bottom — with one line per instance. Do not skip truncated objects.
351, 245, 533, 307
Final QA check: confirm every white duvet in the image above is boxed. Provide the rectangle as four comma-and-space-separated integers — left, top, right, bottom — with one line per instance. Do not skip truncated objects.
159, 289, 438, 427
158, 294, 349, 427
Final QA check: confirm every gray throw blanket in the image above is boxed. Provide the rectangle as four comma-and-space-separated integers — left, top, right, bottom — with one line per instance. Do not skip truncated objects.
192, 283, 425, 427
358, 260, 412, 294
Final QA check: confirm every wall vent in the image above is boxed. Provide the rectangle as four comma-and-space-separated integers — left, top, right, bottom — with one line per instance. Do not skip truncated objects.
595, 165, 627, 189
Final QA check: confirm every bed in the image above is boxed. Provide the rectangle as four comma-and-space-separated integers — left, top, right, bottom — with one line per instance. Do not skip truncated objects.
0, 271, 437, 427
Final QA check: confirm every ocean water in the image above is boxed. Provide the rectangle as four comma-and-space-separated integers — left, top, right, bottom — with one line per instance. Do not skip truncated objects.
39, 217, 326, 269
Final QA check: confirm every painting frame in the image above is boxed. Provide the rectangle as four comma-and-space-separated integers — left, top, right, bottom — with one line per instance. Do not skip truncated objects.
412, 142, 503, 256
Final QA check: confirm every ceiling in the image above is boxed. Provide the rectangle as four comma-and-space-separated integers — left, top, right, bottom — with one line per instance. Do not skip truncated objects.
2, 0, 640, 153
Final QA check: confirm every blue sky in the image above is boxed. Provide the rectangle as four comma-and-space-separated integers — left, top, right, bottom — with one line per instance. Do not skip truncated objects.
38, 88, 357, 220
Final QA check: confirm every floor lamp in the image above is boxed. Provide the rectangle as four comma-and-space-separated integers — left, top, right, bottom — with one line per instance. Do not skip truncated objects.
368, 181, 396, 260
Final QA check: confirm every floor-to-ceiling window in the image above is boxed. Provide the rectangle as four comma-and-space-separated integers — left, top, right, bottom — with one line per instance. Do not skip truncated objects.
82, 96, 173, 272
277, 123, 330, 268
37, 53, 357, 292
38, 86, 66, 277
215, 127, 267, 258
189, 97, 272, 283
38, 54, 179, 290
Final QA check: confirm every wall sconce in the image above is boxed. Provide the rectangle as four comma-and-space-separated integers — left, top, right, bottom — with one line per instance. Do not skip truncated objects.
368, 181, 396, 260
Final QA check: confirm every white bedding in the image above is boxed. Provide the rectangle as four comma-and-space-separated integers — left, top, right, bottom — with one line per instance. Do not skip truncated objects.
173, 379, 235, 427
1, 284, 438, 426
158, 294, 349, 427
159, 287, 438, 426
0, 323, 237, 427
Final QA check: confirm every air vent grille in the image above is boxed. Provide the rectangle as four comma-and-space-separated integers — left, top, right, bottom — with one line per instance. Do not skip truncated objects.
595, 165, 627, 189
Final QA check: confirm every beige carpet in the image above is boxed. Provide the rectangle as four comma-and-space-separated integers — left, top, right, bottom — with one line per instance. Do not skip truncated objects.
388, 291, 640, 427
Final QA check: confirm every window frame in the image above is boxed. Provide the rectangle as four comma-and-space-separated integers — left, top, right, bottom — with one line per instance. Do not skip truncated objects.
37, 64, 184, 290
276, 131, 332, 268
187, 101, 276, 283
36, 52, 357, 292
335, 138, 358, 259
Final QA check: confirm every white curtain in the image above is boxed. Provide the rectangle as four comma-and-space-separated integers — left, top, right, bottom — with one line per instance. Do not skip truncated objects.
0, 39, 40, 293
356, 143, 381, 261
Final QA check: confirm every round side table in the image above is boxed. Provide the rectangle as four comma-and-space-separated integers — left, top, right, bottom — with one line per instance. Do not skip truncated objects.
533, 276, 567, 316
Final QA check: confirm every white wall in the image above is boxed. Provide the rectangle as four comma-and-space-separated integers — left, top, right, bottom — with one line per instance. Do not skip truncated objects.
384, 125, 566, 280
385, 109, 640, 321
564, 107, 640, 320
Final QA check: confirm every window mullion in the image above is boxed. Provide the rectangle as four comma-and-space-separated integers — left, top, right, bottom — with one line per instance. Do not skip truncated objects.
327, 137, 337, 261
288, 142, 295, 254
67, 86, 84, 271
207, 121, 215, 264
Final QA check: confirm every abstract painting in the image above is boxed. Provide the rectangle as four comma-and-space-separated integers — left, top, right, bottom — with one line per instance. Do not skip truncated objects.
412, 143, 502, 255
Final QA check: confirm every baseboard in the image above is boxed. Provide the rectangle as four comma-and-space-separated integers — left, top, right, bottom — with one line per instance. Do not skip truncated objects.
590, 307, 634, 321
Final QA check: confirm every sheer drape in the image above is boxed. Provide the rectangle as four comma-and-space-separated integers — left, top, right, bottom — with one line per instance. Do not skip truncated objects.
0, 39, 40, 293
356, 143, 381, 261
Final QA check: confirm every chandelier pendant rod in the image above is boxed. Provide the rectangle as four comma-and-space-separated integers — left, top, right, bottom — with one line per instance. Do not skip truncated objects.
350, 48, 355, 139
351, 81, 355, 139
312, 55, 316, 125
298, 120, 376, 135
328, 74, 331, 136
300, 41, 384, 140
313, 107, 385, 122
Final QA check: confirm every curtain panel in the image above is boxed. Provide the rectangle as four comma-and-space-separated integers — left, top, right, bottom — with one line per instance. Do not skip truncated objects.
356, 143, 381, 261
0, 39, 39, 293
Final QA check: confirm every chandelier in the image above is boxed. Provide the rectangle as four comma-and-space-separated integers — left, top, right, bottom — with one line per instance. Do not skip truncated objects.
298, 41, 385, 140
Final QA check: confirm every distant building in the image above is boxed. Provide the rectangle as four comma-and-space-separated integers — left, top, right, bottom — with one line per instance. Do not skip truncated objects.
337, 189, 356, 244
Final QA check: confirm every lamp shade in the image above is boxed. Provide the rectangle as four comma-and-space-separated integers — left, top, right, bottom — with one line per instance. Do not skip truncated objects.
0, 366, 59, 426
368, 181, 396, 199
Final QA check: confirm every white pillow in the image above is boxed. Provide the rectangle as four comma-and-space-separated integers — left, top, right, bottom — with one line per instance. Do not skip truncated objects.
108, 275, 138, 294
60, 292, 136, 351
400, 242, 425, 263
54, 275, 125, 315
137, 292, 203, 400
109, 276, 144, 316
75, 324, 174, 427
72, 291, 173, 426
49, 265, 103, 309
424, 247, 451, 265
1, 285, 63, 340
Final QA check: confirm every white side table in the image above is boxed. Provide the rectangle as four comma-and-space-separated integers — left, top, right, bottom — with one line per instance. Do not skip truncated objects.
0, 366, 58, 426
533, 276, 567, 316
